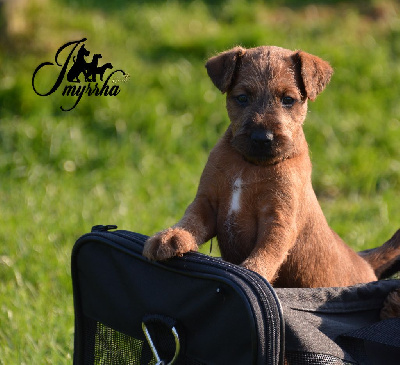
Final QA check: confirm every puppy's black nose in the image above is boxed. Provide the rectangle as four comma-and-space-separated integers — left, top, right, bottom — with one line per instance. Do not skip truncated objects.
250, 130, 274, 145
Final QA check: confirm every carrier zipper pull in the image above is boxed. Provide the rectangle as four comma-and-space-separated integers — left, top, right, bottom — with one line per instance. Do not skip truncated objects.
91, 225, 118, 232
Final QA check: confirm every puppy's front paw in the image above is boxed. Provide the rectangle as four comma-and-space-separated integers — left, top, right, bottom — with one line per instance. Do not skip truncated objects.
241, 258, 275, 283
143, 227, 198, 261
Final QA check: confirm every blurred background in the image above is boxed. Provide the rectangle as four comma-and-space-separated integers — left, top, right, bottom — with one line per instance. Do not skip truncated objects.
1, 0, 400, 362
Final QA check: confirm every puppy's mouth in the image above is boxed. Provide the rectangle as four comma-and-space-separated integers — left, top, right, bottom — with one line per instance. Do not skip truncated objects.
231, 129, 294, 165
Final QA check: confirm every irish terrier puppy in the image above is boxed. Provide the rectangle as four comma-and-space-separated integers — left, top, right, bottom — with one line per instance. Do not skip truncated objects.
143, 45, 400, 289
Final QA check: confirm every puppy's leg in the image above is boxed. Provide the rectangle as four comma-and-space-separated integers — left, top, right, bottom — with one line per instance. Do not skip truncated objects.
241, 207, 298, 283
143, 196, 216, 261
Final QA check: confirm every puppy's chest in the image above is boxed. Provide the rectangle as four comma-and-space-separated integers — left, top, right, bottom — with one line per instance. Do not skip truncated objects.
227, 177, 245, 215
218, 175, 270, 215
213, 175, 267, 262
217, 177, 265, 238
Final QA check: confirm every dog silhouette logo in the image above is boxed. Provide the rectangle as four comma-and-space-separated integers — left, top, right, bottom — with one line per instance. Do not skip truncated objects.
32, 38, 128, 111
67, 44, 113, 83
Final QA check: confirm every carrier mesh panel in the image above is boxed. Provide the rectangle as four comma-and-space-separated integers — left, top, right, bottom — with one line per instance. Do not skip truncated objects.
81, 317, 153, 365
285, 351, 354, 365
81, 316, 203, 365
94, 322, 151, 365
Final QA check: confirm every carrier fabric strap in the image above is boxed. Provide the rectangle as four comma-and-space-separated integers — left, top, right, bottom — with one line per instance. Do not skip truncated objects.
275, 280, 400, 364
339, 318, 400, 365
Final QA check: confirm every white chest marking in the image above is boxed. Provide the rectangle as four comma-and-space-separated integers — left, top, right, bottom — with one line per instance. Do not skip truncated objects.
229, 178, 242, 215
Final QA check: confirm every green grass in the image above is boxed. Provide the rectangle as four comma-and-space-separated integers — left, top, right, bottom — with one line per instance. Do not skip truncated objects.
1, 0, 400, 362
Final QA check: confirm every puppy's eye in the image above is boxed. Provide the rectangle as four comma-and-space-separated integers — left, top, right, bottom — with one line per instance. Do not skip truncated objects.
282, 96, 295, 107
236, 94, 249, 105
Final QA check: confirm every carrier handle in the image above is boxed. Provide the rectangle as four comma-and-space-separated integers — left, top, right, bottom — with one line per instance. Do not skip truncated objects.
142, 315, 181, 365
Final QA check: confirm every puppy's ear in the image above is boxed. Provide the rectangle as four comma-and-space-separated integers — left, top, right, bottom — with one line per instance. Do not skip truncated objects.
295, 51, 333, 101
205, 46, 246, 93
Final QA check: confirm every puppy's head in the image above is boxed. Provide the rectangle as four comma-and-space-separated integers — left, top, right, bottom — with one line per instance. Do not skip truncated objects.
206, 46, 333, 165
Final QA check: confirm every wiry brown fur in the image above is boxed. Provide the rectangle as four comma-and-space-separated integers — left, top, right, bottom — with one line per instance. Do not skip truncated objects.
381, 289, 400, 319
143, 45, 400, 291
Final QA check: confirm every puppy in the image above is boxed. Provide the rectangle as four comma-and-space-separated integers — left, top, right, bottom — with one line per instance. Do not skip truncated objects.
143, 45, 400, 288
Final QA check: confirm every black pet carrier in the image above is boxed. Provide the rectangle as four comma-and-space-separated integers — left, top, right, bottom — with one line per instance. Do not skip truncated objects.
71, 225, 400, 364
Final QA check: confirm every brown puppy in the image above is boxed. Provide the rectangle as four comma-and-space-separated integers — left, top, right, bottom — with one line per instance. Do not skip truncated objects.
143, 45, 400, 288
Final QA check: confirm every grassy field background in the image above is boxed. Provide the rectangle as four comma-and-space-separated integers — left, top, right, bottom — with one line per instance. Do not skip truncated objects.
1, 0, 400, 362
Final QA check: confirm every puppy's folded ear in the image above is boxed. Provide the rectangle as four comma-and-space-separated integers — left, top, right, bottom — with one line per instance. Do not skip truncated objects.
205, 46, 246, 93
295, 51, 333, 101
